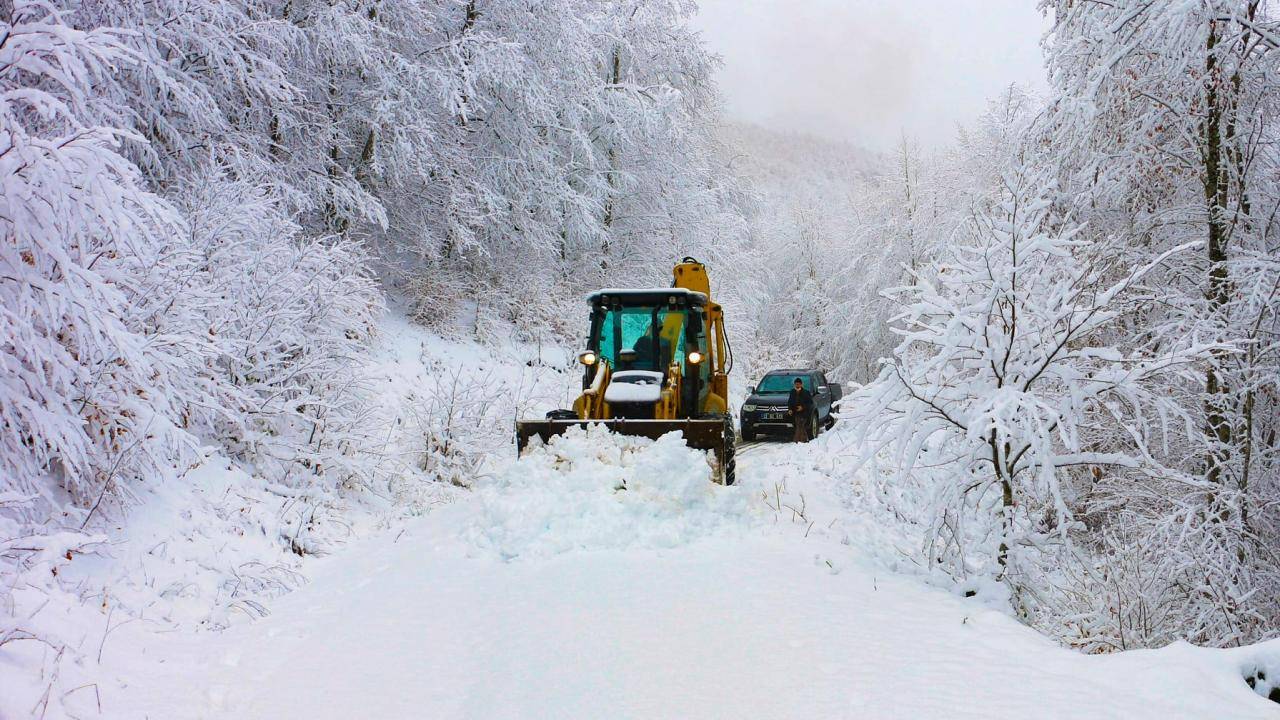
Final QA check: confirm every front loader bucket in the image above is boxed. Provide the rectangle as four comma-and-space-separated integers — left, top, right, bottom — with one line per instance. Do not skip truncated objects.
515, 418, 736, 485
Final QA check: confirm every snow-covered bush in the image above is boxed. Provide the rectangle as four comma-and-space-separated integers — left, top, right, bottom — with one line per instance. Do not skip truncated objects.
159, 166, 385, 553
743, 1, 1280, 654
0, 5, 196, 713
850, 165, 1212, 607
0, 0, 194, 512
1, 4, 387, 712
167, 165, 381, 489
406, 366, 514, 490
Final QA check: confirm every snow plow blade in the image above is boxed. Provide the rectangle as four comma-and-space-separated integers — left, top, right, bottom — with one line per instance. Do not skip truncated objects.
515, 418, 735, 485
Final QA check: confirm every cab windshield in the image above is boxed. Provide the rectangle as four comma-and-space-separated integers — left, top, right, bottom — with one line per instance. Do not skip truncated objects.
757, 374, 809, 394
594, 305, 687, 371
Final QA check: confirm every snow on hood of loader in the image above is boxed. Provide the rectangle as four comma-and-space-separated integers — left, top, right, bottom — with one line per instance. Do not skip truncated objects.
603, 370, 664, 403
460, 425, 754, 559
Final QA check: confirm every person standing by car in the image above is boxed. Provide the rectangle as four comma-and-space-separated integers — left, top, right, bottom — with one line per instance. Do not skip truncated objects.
788, 377, 813, 443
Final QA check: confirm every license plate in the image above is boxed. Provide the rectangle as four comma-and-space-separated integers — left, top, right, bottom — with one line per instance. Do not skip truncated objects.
765, 412, 783, 420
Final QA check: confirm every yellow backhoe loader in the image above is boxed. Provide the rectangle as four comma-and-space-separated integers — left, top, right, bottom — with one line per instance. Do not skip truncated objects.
515, 257, 736, 484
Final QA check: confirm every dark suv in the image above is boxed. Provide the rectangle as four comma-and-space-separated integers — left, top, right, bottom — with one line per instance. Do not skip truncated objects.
739, 369, 843, 441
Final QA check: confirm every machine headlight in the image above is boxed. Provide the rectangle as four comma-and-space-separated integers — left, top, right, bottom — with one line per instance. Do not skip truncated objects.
578, 351, 597, 366
743, 404, 757, 411
688, 351, 704, 365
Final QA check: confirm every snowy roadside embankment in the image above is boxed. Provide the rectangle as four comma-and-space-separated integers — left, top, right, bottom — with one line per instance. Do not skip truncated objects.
1, 310, 572, 720
95, 428, 1280, 719
8, 328, 1278, 718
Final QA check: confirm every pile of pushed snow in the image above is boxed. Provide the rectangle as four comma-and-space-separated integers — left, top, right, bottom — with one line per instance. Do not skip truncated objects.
461, 426, 756, 558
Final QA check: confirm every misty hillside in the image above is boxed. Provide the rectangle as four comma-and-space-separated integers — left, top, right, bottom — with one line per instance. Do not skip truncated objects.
719, 121, 879, 187
3, 1, 1279, 718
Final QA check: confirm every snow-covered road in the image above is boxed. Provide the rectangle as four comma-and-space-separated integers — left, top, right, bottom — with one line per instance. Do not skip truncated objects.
109, 429, 1278, 719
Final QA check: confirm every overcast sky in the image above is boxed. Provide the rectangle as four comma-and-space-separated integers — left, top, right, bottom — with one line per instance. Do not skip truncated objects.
691, 0, 1049, 150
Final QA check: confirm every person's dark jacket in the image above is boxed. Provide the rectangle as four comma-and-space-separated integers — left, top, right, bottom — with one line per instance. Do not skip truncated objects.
787, 386, 813, 419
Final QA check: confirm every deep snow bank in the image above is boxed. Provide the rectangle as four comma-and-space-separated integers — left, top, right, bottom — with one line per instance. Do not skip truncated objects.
0, 308, 572, 720
463, 427, 757, 559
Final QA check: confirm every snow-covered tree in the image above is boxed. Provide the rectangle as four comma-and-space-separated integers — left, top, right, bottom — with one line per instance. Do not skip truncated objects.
0, 0, 193, 506
407, 0, 737, 336
1040, 0, 1280, 513
1037, 0, 1280, 645
852, 165, 1212, 597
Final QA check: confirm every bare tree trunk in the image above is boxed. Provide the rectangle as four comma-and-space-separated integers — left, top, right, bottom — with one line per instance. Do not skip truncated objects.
355, 128, 376, 188
442, 0, 480, 261
601, 47, 622, 273
325, 70, 347, 235
1202, 20, 1233, 501
991, 430, 1015, 571
268, 0, 294, 162
354, 5, 379, 190
1225, 0, 1260, 532
897, 135, 919, 283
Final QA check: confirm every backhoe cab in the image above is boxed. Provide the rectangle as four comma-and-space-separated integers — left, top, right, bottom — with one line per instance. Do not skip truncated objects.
516, 258, 736, 484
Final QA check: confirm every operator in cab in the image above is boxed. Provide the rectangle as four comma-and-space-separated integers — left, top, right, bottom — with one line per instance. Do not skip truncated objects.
788, 377, 813, 443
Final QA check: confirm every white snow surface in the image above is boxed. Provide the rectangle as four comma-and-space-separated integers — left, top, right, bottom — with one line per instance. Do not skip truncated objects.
467, 427, 751, 558
0, 309, 575, 719
97, 428, 1278, 719
603, 371, 665, 404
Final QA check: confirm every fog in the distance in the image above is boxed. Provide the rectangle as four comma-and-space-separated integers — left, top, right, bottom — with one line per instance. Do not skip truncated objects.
692, 0, 1049, 150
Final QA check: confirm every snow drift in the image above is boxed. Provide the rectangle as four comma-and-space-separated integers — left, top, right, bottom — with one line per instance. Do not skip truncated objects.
463, 427, 755, 559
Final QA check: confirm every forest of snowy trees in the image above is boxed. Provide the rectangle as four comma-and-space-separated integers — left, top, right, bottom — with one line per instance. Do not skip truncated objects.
1, 1, 741, 699
758, 2, 1280, 650
1, 0, 736, 539
3, 0, 1279, 708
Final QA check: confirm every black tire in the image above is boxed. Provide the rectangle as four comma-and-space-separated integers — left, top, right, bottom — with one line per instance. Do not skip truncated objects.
722, 416, 737, 486
808, 411, 819, 441
741, 423, 756, 442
